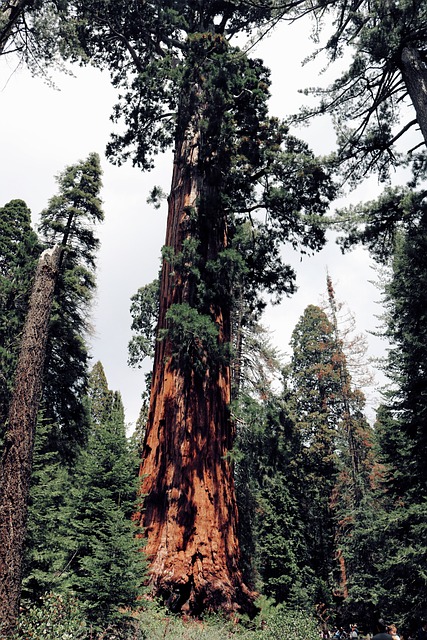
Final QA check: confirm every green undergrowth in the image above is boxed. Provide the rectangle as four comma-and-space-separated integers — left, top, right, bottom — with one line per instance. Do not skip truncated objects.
15, 594, 320, 639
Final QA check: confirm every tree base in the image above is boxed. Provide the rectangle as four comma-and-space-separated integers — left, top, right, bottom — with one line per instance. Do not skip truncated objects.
151, 573, 259, 618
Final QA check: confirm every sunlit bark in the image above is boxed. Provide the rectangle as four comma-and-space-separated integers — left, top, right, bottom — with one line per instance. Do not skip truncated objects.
134, 84, 256, 615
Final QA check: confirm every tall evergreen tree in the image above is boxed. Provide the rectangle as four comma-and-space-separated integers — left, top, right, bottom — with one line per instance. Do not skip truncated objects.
0, 153, 103, 635
288, 303, 373, 609
65, 363, 145, 630
60, 2, 337, 613
235, 383, 310, 607
22, 412, 71, 600
0, 199, 39, 438
38, 151, 104, 460
362, 215, 427, 627
330, 160, 427, 628
289, 305, 342, 604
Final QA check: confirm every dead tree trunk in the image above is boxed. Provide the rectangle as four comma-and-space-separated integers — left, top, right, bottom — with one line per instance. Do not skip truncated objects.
0, 245, 61, 637
134, 72, 256, 615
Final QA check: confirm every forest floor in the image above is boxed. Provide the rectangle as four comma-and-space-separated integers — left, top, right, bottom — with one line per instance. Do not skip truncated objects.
134, 603, 320, 640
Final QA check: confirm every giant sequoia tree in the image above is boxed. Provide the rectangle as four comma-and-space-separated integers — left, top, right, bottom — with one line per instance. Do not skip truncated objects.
58, 2, 336, 614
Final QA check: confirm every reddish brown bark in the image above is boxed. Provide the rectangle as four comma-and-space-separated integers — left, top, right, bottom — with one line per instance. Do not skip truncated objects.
134, 105, 256, 615
0, 246, 61, 637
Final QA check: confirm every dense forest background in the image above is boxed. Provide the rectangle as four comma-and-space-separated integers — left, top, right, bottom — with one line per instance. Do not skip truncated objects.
0, 15, 387, 427
0, 1, 426, 639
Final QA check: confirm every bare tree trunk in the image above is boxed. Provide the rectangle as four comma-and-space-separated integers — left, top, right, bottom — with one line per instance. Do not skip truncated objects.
401, 46, 427, 147
134, 94, 256, 615
0, 245, 61, 637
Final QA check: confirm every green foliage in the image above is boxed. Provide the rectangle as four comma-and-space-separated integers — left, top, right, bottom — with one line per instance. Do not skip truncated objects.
0, 199, 40, 436
235, 384, 311, 607
69, 3, 336, 332
0, 0, 83, 77
128, 279, 160, 367
332, 202, 427, 627
18, 364, 146, 634
134, 601, 320, 639
16, 592, 88, 639
131, 37, 335, 374
337, 185, 427, 261
380, 209, 427, 494
255, 605, 321, 640
293, 0, 427, 183
88, 360, 113, 427
162, 303, 225, 376
16, 592, 145, 639
23, 413, 71, 600
38, 152, 104, 460
341, 210, 427, 628
64, 366, 146, 629
15, 596, 321, 639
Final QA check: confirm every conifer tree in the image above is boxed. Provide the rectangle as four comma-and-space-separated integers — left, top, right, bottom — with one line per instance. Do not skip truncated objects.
365, 216, 427, 626
38, 151, 104, 459
0, 153, 103, 635
22, 412, 71, 600
10, 1, 336, 613
288, 303, 373, 607
71, 5, 336, 612
235, 384, 310, 607
288, 305, 341, 604
65, 363, 145, 630
290, 0, 427, 183
0, 199, 39, 439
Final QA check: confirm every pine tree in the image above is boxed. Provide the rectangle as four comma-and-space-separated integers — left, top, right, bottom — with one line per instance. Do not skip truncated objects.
65, 363, 145, 630
288, 304, 373, 607
38, 151, 104, 460
22, 412, 71, 600
364, 214, 427, 626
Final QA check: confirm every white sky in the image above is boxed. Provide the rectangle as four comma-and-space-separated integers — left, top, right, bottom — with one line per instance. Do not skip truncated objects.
0, 17, 393, 429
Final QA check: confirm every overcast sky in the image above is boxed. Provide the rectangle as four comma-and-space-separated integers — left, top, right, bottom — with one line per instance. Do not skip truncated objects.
0, 17, 392, 428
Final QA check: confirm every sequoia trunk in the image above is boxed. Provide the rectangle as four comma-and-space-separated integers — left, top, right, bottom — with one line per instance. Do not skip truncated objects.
0, 246, 61, 637
134, 83, 255, 615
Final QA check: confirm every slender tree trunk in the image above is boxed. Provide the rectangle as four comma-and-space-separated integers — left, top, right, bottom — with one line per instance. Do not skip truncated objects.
134, 77, 256, 615
400, 46, 427, 147
0, 245, 61, 637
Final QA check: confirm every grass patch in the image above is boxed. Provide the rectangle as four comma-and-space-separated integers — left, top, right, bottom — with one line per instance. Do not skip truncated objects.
15, 595, 320, 639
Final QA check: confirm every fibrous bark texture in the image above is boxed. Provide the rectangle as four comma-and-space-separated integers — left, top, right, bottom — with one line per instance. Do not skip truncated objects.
134, 107, 256, 616
0, 245, 61, 637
